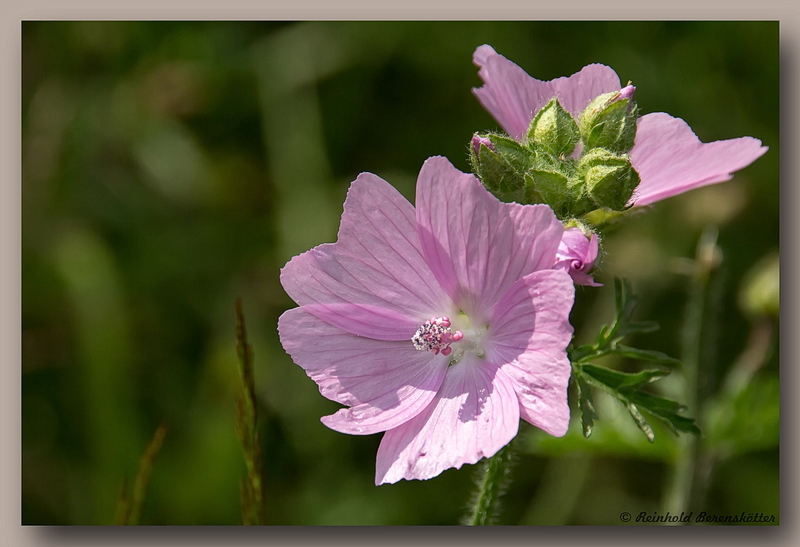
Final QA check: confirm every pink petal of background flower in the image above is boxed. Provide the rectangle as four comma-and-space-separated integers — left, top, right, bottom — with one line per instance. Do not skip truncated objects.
473, 44, 622, 140
630, 113, 768, 205
472, 45, 767, 206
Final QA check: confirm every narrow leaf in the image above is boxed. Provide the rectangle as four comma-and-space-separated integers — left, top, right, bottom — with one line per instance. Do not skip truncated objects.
620, 390, 701, 436
627, 403, 655, 443
613, 345, 682, 366
580, 363, 669, 391
578, 363, 700, 437
620, 320, 660, 335
576, 376, 598, 438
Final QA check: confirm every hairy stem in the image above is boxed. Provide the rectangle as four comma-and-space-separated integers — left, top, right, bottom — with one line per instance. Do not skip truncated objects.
466, 442, 514, 525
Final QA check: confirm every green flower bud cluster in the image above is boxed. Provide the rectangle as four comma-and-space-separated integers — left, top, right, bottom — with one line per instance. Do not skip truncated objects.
469, 89, 640, 220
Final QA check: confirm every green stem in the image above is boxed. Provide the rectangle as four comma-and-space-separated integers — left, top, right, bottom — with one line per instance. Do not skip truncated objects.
466, 442, 514, 525
662, 226, 718, 519
114, 423, 168, 525
235, 298, 266, 525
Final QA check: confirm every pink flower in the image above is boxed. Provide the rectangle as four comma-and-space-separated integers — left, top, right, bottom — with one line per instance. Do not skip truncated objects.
278, 156, 575, 484
554, 227, 601, 287
472, 45, 768, 206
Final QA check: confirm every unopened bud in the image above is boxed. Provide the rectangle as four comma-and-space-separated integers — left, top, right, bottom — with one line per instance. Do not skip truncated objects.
580, 148, 640, 211
579, 87, 638, 153
527, 98, 580, 157
471, 134, 495, 156
524, 169, 570, 212
739, 252, 779, 319
469, 133, 529, 200
554, 224, 602, 286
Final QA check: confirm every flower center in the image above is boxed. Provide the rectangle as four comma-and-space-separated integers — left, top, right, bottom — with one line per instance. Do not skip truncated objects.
411, 317, 463, 356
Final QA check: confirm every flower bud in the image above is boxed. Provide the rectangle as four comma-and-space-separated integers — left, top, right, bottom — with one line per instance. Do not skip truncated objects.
579, 86, 638, 153
579, 148, 640, 211
554, 224, 602, 286
739, 252, 779, 319
524, 169, 570, 211
526, 98, 580, 157
471, 134, 495, 156
469, 133, 529, 200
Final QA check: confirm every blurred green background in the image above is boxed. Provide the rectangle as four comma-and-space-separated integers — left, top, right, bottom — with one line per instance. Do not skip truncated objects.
22, 21, 779, 525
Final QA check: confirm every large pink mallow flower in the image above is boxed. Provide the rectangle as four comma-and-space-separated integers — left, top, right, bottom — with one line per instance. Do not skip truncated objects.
278, 156, 575, 484
472, 45, 768, 206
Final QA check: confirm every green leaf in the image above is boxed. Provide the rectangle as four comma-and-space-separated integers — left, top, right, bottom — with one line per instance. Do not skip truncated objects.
579, 363, 668, 391
595, 324, 609, 346
576, 363, 700, 440
612, 345, 682, 366
622, 320, 660, 335
627, 403, 655, 443
576, 376, 598, 438
620, 389, 701, 437
569, 278, 699, 442
568, 343, 596, 363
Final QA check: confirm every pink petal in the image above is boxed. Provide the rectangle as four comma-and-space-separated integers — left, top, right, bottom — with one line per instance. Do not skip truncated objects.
550, 65, 624, 121
565, 269, 601, 287
375, 354, 520, 484
473, 45, 621, 139
281, 171, 451, 340
557, 227, 598, 266
484, 270, 575, 436
415, 156, 564, 324
554, 228, 602, 287
278, 308, 449, 435
630, 112, 768, 206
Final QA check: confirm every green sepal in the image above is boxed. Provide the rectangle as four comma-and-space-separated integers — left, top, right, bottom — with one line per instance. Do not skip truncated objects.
579, 91, 638, 153
490, 134, 532, 169
579, 148, 639, 211
527, 98, 580, 157
524, 170, 569, 211
471, 134, 528, 200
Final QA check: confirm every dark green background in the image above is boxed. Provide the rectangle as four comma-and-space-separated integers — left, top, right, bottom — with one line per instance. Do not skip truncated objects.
22, 21, 779, 525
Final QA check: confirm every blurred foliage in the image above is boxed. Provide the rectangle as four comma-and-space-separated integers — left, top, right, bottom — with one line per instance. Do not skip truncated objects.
22, 21, 778, 525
